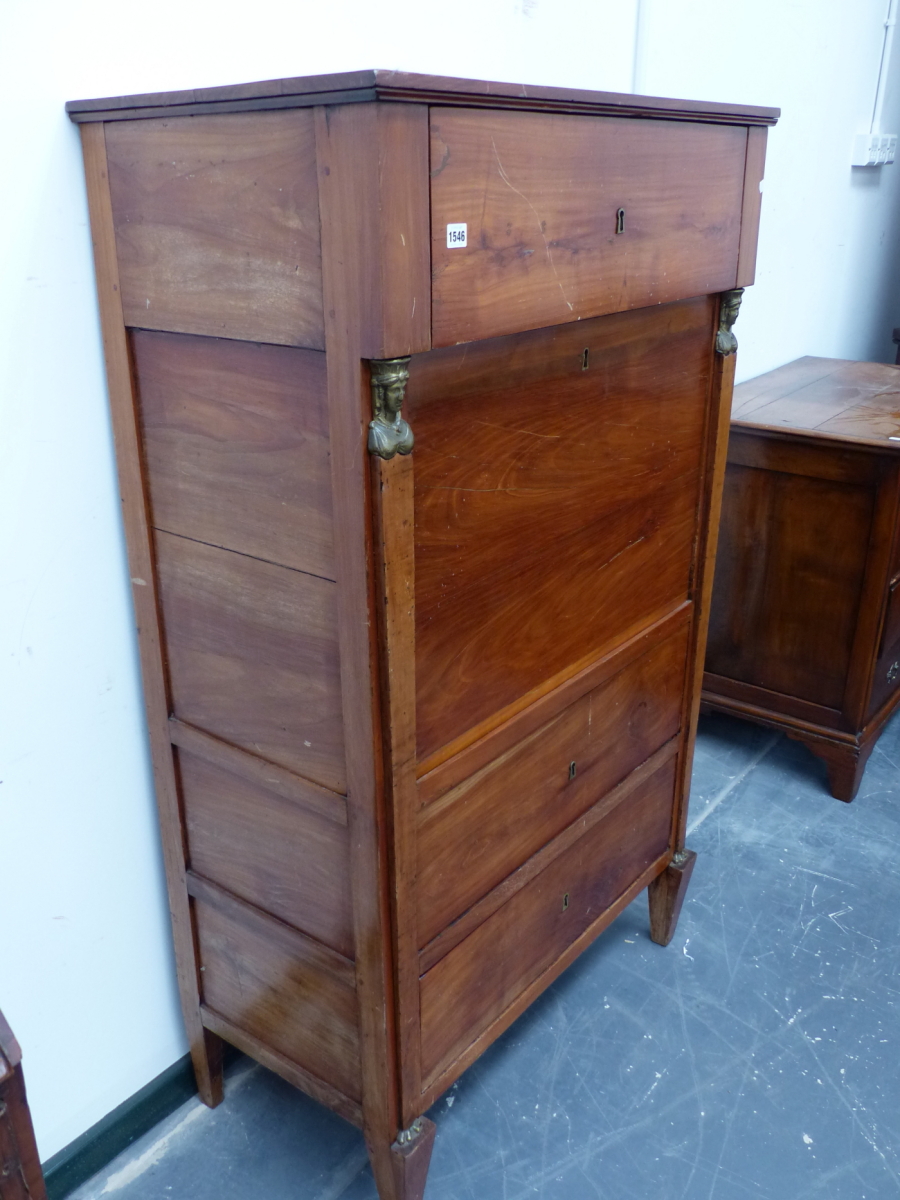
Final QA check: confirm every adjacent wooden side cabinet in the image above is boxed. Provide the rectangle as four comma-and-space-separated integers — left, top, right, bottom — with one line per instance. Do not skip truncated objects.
68, 71, 777, 1199
705, 356, 900, 802
0, 1011, 47, 1200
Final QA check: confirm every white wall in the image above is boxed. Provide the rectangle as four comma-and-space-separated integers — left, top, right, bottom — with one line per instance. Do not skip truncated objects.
3, 0, 900, 1163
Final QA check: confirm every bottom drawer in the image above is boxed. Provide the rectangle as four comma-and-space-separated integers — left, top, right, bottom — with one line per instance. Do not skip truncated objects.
418, 757, 676, 1085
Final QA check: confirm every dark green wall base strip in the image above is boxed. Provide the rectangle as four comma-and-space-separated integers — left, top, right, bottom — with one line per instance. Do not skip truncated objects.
42, 1048, 241, 1200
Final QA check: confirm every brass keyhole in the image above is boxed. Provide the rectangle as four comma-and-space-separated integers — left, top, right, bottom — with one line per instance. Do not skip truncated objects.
615, 207, 625, 235
562, 893, 570, 911
569, 760, 577, 780
581, 348, 590, 370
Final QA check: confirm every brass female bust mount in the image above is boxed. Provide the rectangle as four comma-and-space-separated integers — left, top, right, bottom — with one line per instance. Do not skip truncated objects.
368, 357, 414, 459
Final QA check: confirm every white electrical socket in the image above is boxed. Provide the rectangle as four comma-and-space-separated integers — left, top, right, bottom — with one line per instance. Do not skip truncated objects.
852, 132, 898, 165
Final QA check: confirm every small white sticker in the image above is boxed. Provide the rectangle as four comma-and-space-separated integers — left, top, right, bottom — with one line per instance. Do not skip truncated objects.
446, 222, 467, 248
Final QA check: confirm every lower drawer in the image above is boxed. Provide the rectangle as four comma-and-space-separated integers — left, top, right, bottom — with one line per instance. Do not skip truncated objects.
416, 627, 687, 945
418, 757, 676, 1086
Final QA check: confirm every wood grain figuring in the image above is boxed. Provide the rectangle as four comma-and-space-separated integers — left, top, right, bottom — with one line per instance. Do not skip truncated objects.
154, 531, 345, 790
419, 758, 676, 1083
417, 629, 688, 944
430, 110, 745, 345
179, 749, 354, 957
416, 603, 691, 797
105, 110, 323, 347
707, 460, 875, 708
78, 122, 224, 1107
408, 298, 714, 762
132, 331, 333, 578
192, 889, 361, 1101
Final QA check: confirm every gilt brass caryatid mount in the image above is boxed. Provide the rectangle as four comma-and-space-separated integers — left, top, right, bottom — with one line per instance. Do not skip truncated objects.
715, 288, 744, 356
368, 357, 413, 459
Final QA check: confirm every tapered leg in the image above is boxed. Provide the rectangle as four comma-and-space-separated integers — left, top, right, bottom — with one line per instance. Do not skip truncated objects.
366, 1117, 436, 1200
191, 1028, 225, 1109
788, 734, 874, 803
648, 849, 697, 946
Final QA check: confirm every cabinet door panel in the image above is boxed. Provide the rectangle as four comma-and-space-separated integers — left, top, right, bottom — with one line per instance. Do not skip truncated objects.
431, 108, 745, 346
707, 456, 875, 709
416, 626, 687, 945
419, 758, 675, 1085
408, 298, 713, 764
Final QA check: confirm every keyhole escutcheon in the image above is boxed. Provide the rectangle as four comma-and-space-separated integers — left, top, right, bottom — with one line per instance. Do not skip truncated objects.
562, 893, 570, 911
569, 760, 577, 780
615, 207, 626, 235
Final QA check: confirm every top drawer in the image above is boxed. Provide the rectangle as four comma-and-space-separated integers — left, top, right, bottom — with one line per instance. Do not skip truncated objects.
430, 108, 748, 346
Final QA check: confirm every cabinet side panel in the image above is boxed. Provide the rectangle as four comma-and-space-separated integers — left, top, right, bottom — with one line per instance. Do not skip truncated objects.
707, 458, 874, 708
78, 122, 222, 1104
132, 331, 334, 579
105, 110, 324, 348
430, 109, 745, 345
408, 298, 714, 763
178, 750, 354, 958
155, 531, 345, 791
194, 894, 361, 1101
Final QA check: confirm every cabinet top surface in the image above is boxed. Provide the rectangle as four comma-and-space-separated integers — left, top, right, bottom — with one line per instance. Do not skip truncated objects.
732, 355, 900, 450
66, 68, 779, 126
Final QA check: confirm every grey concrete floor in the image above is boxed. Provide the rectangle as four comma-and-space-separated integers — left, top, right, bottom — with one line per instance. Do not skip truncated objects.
72, 711, 900, 1200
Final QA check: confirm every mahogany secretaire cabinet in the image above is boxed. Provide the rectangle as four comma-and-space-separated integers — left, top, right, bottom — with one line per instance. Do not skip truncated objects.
705, 356, 900, 802
68, 71, 777, 1198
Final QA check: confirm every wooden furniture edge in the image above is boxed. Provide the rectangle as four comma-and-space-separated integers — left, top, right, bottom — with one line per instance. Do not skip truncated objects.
418, 738, 680, 973
700, 690, 859, 746
200, 1007, 363, 1127
78, 121, 223, 1107
703, 670, 848, 730
316, 100, 437, 1185
66, 69, 780, 126
703, 668, 900, 753
169, 717, 348, 826
730, 420, 900, 460
842, 465, 900, 725
736, 126, 767, 288
673, 296, 737, 848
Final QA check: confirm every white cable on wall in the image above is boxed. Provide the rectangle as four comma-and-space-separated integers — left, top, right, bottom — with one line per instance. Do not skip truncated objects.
871, 0, 897, 132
